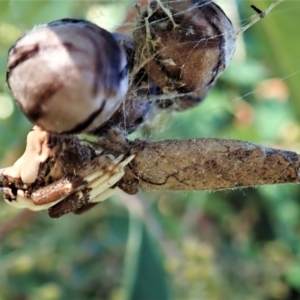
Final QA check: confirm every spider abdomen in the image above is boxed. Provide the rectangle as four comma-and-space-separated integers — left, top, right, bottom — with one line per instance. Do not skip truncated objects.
133, 0, 236, 108
6, 19, 128, 134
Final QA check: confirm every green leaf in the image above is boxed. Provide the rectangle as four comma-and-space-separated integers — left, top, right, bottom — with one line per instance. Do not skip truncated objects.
122, 213, 170, 300
285, 264, 300, 290
245, 0, 300, 118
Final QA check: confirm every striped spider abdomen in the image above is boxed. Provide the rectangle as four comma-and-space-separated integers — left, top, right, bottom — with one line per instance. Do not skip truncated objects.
7, 19, 128, 134
133, 0, 236, 109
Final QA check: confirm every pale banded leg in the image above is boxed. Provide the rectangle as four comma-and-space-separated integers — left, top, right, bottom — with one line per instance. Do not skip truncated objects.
2, 154, 135, 212
2, 189, 65, 211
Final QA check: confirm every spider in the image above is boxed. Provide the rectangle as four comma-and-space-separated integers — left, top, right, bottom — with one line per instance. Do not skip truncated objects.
0, 126, 136, 218
0, 0, 283, 217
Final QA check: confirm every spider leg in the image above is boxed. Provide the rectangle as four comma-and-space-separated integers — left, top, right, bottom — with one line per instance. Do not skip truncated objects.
2, 188, 64, 211
1, 154, 135, 215
89, 188, 120, 203
87, 154, 134, 203
61, 154, 135, 206
47, 154, 135, 217
31, 177, 86, 205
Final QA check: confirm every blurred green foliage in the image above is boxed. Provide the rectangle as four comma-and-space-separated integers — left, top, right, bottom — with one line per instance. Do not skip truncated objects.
1, 0, 300, 299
